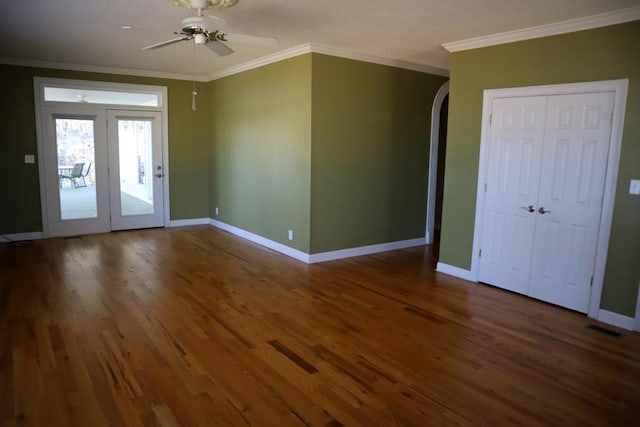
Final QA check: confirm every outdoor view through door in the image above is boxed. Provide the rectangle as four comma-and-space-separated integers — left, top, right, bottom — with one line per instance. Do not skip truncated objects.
118, 120, 154, 216
56, 118, 97, 220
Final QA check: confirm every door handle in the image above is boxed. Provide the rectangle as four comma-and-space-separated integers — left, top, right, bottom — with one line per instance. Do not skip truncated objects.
155, 173, 163, 178
520, 205, 535, 213
538, 207, 551, 214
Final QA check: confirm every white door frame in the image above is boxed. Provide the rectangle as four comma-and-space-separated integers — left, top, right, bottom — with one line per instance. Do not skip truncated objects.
33, 77, 170, 236
470, 79, 629, 321
636, 279, 640, 331
426, 81, 449, 244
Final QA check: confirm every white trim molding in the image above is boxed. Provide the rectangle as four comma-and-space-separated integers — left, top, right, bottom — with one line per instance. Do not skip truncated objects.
597, 309, 636, 331
636, 279, 640, 331
209, 219, 311, 263
310, 44, 449, 77
169, 218, 211, 227
207, 43, 449, 81
443, 5, 640, 52
2, 44, 449, 85
206, 44, 313, 80
426, 81, 450, 244
435, 262, 475, 282
470, 79, 629, 321
0, 57, 207, 82
308, 238, 427, 264
209, 219, 427, 264
0, 232, 44, 243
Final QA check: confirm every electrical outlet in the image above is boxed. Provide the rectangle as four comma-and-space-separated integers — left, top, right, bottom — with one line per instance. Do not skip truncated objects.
24, 154, 35, 164
630, 179, 640, 195
288, 230, 293, 241
215, 207, 219, 216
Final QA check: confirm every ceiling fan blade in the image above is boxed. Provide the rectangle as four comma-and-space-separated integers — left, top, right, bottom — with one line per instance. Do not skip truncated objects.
224, 33, 278, 47
206, 41, 234, 56
143, 36, 191, 50
121, 26, 162, 33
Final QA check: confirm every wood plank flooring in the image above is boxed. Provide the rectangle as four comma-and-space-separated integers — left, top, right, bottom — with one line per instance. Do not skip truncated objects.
1, 226, 639, 426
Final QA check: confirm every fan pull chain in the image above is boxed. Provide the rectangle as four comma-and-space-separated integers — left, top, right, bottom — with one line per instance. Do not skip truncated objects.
192, 41, 198, 111
192, 80, 197, 111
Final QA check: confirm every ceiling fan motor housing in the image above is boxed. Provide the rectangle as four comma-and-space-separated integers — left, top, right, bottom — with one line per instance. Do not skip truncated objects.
169, 0, 238, 11
142, 0, 273, 54
182, 16, 215, 33
181, 16, 227, 44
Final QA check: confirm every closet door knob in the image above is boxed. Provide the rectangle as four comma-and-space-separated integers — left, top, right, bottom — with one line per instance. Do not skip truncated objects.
520, 205, 535, 213
538, 207, 551, 214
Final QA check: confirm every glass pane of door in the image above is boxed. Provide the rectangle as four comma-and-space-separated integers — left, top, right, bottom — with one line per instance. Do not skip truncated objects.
55, 118, 97, 220
117, 119, 154, 216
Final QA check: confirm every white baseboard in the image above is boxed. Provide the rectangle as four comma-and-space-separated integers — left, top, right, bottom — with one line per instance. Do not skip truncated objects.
308, 238, 427, 263
0, 231, 44, 243
597, 309, 636, 331
169, 218, 210, 227
436, 262, 475, 281
209, 219, 428, 264
425, 230, 433, 245
209, 219, 310, 263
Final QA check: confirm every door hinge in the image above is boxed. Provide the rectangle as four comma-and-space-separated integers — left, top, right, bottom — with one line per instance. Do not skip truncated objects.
590, 276, 594, 287
479, 249, 482, 258
489, 114, 492, 125
484, 183, 487, 192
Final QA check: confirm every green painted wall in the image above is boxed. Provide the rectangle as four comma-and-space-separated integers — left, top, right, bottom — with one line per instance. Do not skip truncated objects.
209, 55, 312, 252
3, 54, 445, 258
440, 21, 640, 317
0, 64, 210, 234
310, 54, 447, 253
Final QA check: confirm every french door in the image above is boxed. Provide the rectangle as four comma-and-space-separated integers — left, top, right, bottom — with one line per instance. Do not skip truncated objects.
107, 110, 164, 231
42, 106, 164, 236
478, 92, 615, 313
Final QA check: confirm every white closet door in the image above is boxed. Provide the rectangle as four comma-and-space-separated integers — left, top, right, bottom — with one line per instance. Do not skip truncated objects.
478, 97, 547, 294
528, 92, 615, 312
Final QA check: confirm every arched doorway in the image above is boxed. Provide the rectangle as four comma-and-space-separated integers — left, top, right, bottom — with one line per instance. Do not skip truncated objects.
426, 81, 449, 245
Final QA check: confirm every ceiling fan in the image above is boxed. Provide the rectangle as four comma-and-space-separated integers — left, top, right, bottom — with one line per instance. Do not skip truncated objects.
143, 0, 277, 56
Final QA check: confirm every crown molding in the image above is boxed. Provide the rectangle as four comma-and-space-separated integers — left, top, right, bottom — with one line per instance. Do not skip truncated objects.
205, 44, 314, 80
0, 57, 208, 82
309, 44, 449, 77
2, 43, 450, 84
443, 5, 640, 52
206, 43, 449, 81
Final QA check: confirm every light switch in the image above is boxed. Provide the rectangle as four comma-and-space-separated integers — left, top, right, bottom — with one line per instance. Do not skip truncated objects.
24, 154, 35, 164
630, 179, 640, 195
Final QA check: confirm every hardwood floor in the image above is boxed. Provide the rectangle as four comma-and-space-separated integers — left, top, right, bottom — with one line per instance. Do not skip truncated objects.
1, 226, 639, 426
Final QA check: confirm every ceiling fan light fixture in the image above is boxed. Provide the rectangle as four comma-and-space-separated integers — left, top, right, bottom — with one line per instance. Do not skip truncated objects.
168, 0, 238, 10
194, 33, 207, 45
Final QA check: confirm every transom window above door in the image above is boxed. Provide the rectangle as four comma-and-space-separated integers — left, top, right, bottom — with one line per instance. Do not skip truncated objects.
44, 87, 160, 107
38, 78, 164, 108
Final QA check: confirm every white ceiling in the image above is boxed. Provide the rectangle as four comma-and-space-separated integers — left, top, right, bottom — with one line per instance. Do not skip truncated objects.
1, 0, 639, 80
